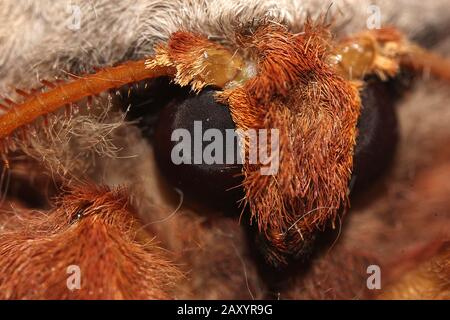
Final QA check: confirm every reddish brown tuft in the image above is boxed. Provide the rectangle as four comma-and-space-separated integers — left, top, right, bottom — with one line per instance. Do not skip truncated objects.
0, 184, 181, 299
219, 21, 361, 265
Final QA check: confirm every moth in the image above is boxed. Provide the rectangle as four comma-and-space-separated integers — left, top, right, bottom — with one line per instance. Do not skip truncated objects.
0, 0, 449, 299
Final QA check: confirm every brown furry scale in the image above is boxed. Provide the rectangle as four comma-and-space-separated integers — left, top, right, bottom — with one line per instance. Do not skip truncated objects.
219, 21, 361, 265
0, 184, 181, 299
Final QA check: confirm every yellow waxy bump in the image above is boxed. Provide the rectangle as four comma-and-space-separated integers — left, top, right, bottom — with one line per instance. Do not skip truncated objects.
331, 36, 376, 80
201, 48, 244, 88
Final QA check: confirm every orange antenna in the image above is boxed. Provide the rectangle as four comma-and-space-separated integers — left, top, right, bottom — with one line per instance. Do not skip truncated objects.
400, 44, 450, 83
0, 59, 174, 141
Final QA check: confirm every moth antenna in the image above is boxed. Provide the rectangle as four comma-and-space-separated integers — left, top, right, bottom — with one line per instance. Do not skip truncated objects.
0, 58, 174, 140
401, 45, 450, 83
1, 96, 16, 106
40, 79, 56, 89
15, 89, 30, 98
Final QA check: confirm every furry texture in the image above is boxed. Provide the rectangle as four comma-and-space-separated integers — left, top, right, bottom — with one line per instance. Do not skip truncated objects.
0, 0, 449, 300
13, 105, 125, 180
276, 248, 378, 299
148, 31, 243, 91
0, 184, 181, 299
101, 127, 265, 299
219, 21, 361, 264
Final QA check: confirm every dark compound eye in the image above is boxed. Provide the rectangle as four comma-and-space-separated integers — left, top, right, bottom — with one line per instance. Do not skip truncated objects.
351, 76, 400, 193
123, 75, 400, 216
252, 76, 401, 267
118, 77, 191, 138
153, 88, 244, 211
119, 80, 244, 211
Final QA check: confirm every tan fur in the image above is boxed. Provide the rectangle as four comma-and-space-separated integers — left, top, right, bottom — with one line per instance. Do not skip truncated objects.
0, 185, 181, 299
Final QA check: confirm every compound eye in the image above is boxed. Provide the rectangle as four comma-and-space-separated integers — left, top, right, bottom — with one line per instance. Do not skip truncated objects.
351, 77, 400, 193
153, 88, 243, 210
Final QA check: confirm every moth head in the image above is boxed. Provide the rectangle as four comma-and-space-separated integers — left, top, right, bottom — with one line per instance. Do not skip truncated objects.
147, 19, 362, 265
1, 15, 443, 267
